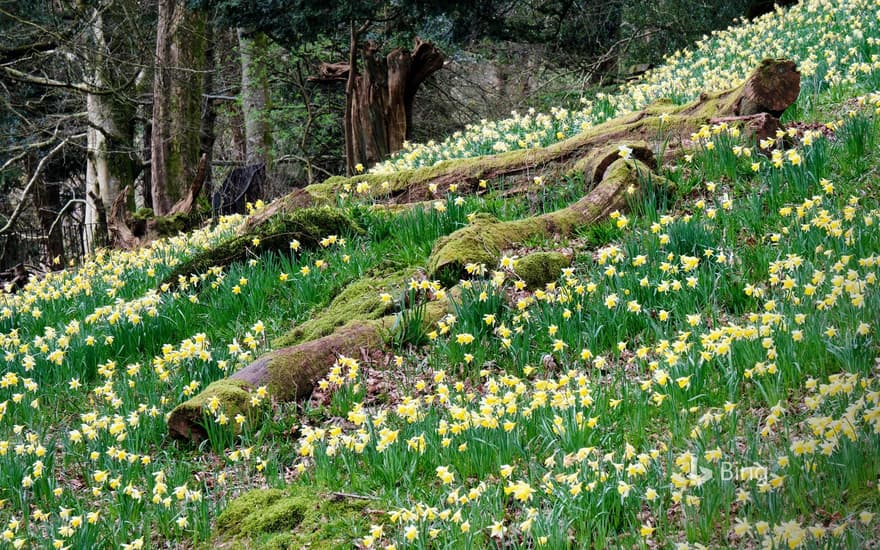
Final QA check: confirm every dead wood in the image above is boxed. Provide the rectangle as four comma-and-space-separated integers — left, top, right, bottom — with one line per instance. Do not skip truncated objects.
168, 295, 451, 443
168, 153, 208, 216
247, 59, 799, 231
167, 60, 802, 444
108, 186, 140, 250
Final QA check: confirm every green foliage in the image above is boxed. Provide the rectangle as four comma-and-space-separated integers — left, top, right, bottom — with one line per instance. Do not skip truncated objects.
388, 287, 430, 351
192, 0, 480, 48
2, 3, 880, 549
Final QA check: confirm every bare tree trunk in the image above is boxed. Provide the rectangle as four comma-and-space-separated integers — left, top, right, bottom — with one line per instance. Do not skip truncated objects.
135, 113, 151, 211
349, 39, 444, 169
33, 172, 64, 267
151, 0, 207, 216
343, 21, 358, 176
83, 7, 137, 251
200, 21, 217, 198
238, 29, 271, 166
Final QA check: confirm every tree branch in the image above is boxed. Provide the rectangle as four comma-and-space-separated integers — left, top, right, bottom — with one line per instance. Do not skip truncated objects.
0, 65, 102, 94
46, 198, 86, 243
0, 134, 85, 236
0, 40, 57, 65
0, 126, 61, 172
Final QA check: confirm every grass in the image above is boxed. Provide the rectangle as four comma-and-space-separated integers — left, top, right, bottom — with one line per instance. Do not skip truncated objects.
0, 1, 879, 548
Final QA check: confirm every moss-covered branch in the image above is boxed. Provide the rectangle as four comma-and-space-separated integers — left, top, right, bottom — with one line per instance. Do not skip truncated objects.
162, 206, 360, 287
168, 283, 451, 443
272, 270, 409, 348
167, 59, 800, 443
428, 157, 660, 285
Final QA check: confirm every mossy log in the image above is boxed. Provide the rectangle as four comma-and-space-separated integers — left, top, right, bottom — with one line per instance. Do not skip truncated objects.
168, 60, 800, 442
247, 59, 798, 228
167, 322, 381, 441
514, 251, 572, 289
272, 270, 409, 348
428, 157, 658, 285
161, 206, 360, 287
168, 296, 450, 442
166, 378, 254, 442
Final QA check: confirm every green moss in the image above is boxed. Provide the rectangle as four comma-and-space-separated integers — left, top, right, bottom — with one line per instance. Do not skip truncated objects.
167, 378, 252, 441
427, 216, 504, 286
514, 252, 571, 289
213, 484, 372, 549
643, 98, 677, 114
241, 497, 306, 537
162, 207, 360, 287
260, 533, 297, 550
428, 212, 558, 286
216, 489, 286, 535
272, 271, 408, 348
154, 212, 198, 236
131, 208, 154, 222
130, 208, 154, 236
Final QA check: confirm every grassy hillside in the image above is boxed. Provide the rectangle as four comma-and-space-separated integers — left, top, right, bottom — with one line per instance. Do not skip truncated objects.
0, 0, 879, 548
373, 0, 878, 174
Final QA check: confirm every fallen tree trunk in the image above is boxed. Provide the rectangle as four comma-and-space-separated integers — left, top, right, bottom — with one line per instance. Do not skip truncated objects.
160, 207, 360, 288
246, 59, 798, 228
166, 59, 800, 443
428, 156, 660, 285
168, 321, 385, 442
168, 275, 451, 442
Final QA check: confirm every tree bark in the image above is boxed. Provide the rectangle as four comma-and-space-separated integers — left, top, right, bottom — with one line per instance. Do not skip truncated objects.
238, 29, 271, 166
313, 38, 444, 172
200, 21, 217, 195
343, 21, 359, 176
33, 169, 64, 267
83, 6, 138, 251
107, 186, 140, 250
151, 0, 207, 216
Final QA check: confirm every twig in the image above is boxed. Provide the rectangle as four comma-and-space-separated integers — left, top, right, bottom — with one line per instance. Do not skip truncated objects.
0, 127, 61, 172
330, 491, 378, 501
